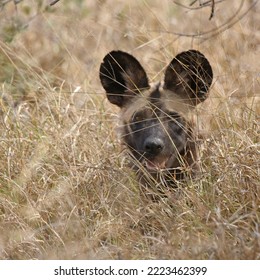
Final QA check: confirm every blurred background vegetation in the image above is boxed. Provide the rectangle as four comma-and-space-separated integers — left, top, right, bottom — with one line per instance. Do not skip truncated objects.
0, 0, 259, 259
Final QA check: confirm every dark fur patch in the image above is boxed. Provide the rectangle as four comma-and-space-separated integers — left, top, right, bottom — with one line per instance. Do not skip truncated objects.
149, 83, 161, 104
164, 50, 213, 105
99, 51, 149, 107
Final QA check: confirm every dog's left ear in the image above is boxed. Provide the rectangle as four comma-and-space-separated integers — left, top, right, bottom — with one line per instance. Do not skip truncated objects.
163, 50, 213, 105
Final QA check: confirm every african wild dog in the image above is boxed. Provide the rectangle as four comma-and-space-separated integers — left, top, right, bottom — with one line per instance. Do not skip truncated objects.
99, 50, 213, 189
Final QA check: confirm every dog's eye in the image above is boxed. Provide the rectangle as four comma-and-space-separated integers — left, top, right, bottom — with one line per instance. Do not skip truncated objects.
160, 111, 181, 122
131, 111, 144, 123
167, 112, 185, 133
168, 111, 181, 120
130, 111, 146, 132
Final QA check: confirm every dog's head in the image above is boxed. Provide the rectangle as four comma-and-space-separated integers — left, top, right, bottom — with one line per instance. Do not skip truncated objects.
99, 50, 213, 174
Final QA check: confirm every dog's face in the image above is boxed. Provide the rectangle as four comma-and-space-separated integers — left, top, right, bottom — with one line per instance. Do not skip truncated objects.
99, 50, 213, 176
120, 83, 190, 173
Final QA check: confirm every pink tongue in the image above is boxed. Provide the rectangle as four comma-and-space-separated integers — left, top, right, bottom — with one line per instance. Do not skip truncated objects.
145, 160, 166, 171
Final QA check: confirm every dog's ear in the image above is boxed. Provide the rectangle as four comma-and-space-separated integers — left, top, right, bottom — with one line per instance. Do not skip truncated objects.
163, 50, 213, 105
99, 51, 149, 107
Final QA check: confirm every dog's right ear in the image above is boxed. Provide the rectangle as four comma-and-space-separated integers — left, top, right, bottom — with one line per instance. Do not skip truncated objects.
99, 51, 149, 108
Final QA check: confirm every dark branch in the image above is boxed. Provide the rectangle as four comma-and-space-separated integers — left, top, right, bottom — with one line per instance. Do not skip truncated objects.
50, 0, 61, 6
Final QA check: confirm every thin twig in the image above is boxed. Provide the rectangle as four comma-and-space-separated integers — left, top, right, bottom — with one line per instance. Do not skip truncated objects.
173, 0, 222, 20
201, 0, 258, 42
50, 0, 61, 6
173, 0, 224, 11
154, 0, 258, 41
190, 0, 199, 6
0, 0, 23, 8
209, 0, 215, 20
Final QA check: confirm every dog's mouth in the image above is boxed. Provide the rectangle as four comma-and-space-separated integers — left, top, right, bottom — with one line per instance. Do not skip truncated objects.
142, 156, 173, 172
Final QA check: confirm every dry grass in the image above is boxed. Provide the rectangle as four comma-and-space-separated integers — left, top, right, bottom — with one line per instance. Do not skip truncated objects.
0, 0, 259, 259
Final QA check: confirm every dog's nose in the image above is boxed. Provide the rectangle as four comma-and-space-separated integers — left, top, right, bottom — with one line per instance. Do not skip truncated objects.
144, 137, 164, 156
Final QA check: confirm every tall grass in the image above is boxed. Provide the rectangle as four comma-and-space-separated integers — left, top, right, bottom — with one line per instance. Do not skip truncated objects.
0, 0, 259, 259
